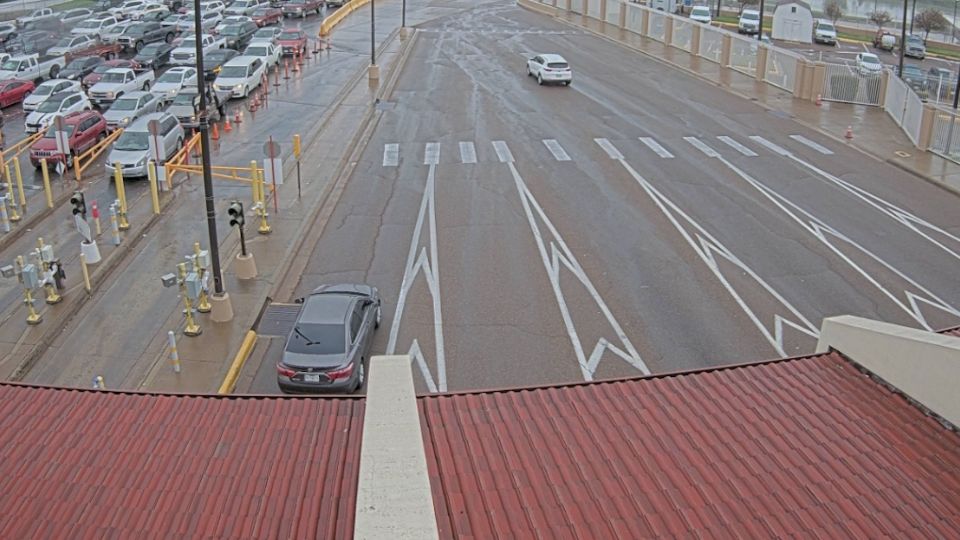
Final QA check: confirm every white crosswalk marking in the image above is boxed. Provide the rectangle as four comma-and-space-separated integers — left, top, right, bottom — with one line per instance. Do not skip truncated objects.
749, 135, 790, 156
492, 140, 514, 163
459, 141, 477, 164
542, 139, 571, 161
683, 136, 720, 158
383, 143, 399, 167
790, 134, 834, 155
424, 142, 440, 165
638, 137, 674, 158
594, 138, 623, 159
717, 136, 758, 157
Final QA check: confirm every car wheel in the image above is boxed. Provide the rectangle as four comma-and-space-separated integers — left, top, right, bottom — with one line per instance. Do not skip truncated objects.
49, 65, 59, 78
96, 132, 106, 143
177, 137, 184, 149
165, 32, 174, 43
135, 40, 144, 52
375, 304, 381, 328
353, 361, 364, 392
66, 153, 75, 169
565, 80, 571, 86
537, 73, 543, 85
142, 81, 150, 90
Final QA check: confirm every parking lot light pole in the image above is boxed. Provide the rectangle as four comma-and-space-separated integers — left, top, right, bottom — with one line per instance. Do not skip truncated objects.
953, 0, 958, 43
757, 0, 765, 41
368, 0, 379, 79
899, 0, 908, 79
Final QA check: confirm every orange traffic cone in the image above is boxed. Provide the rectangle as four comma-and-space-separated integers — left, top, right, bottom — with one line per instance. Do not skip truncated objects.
845, 125, 853, 139
223, 116, 232, 132
815, 93, 822, 106
211, 122, 220, 140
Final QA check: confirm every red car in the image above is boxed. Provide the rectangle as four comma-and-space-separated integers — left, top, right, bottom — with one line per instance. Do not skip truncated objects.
277, 28, 307, 56
251, 7, 283, 27
29, 110, 107, 169
82, 59, 140, 89
0, 79, 36, 108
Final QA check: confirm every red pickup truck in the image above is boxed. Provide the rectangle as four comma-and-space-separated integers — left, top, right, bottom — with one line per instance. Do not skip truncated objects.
282, 0, 322, 18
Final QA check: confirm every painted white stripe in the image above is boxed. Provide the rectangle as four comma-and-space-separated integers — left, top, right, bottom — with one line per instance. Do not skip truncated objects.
790, 134, 834, 155
638, 137, 674, 158
458, 141, 476, 164
717, 136, 758, 157
382, 143, 399, 167
749, 135, 790, 156
594, 138, 623, 159
543, 139, 571, 161
683, 136, 720, 158
492, 140, 514, 163
424, 142, 440, 165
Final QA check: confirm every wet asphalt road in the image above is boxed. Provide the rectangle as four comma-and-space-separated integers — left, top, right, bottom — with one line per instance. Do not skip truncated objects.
249, 0, 960, 394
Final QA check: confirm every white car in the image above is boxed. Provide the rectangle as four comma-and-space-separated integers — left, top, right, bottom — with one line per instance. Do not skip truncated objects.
22, 79, 81, 111
178, 11, 223, 32
71, 16, 120, 37
738, 9, 760, 35
526, 53, 572, 86
106, 112, 184, 177
17, 8, 55, 27
251, 26, 281, 44
214, 55, 265, 98
25, 91, 92, 133
151, 66, 198, 100
200, 1, 228, 14
171, 34, 225, 65
46, 35, 97, 57
690, 5, 712, 24
59, 8, 96, 25
855, 52, 883, 75
101, 20, 137, 44
110, 0, 149, 19
225, 0, 265, 16
132, 3, 170, 21
103, 90, 160, 129
243, 41, 280, 69
215, 16, 253, 34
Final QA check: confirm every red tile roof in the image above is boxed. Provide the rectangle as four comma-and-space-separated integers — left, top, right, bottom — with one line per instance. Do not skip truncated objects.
0, 385, 363, 539
419, 352, 960, 538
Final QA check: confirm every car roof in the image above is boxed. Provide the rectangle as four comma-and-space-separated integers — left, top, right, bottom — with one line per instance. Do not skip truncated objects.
62, 109, 99, 124
38, 78, 73, 87
300, 293, 355, 325
540, 53, 567, 62
118, 90, 151, 98
166, 66, 193, 72
49, 90, 80, 101
127, 111, 171, 129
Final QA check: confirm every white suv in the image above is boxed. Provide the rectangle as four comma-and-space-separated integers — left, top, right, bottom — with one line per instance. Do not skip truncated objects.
738, 9, 760, 35
526, 54, 572, 86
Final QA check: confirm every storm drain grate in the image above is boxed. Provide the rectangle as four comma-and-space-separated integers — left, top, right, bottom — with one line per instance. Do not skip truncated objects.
256, 303, 302, 337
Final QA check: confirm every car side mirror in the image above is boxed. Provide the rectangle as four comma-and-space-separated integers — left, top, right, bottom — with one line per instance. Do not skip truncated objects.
294, 297, 304, 304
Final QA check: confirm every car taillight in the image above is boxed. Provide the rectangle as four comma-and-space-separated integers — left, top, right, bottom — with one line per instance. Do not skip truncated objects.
276, 363, 295, 377
327, 363, 354, 381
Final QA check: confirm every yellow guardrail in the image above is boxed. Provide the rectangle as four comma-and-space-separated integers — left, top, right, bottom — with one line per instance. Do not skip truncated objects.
167, 163, 265, 182
163, 132, 202, 189
1, 129, 46, 170
218, 330, 258, 394
75, 128, 124, 183
319, 0, 371, 38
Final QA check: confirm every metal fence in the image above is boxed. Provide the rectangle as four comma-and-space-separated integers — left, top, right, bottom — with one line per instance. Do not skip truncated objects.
569, 0, 583, 14
884, 74, 924, 145
672, 19, 693, 52
728, 34, 757, 77
605, 0, 620, 25
625, 3, 643, 33
929, 107, 960, 158
765, 48, 799, 92
699, 24, 723, 63
822, 63, 883, 106
648, 11, 666, 42
586, 0, 601, 19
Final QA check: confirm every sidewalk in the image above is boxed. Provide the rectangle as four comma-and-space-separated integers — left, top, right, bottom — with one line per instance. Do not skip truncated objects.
555, 9, 960, 194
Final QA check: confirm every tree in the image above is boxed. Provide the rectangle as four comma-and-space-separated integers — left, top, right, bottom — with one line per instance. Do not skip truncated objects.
824, 0, 844, 25
737, 0, 759, 14
869, 10, 892, 31
914, 8, 949, 43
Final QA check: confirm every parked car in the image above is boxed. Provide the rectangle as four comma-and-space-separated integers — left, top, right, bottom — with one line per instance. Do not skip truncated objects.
167, 87, 225, 126
0, 23, 17, 44
23, 79, 81, 111
25, 91, 93, 133
29, 110, 107, 169
88, 67, 155, 106
131, 3, 169, 21
161, 12, 190, 28
243, 41, 279, 69
813, 19, 836, 45
178, 11, 223, 32
6, 30, 59, 55
276, 284, 381, 394
220, 22, 259, 50
201, 47, 238, 79
46, 35, 97, 57
110, 0, 150, 19
213, 55, 265, 97
905, 34, 926, 59
526, 53, 572, 86
225, 0, 266, 16
0, 54, 66, 82
277, 28, 307, 56
689, 5, 711, 24
71, 16, 120, 38
214, 15, 253, 34
103, 90, 161, 129
101, 20, 137, 44
873, 30, 896, 51
151, 66, 197, 100
199, 1, 227, 14
60, 56, 106, 81
928, 67, 954, 99
133, 42, 174, 69
282, 0, 323, 18
58, 8, 96, 26
855, 52, 883, 75
82, 59, 139, 88
171, 34, 225, 65
738, 9, 760, 35
0, 79, 35, 108
139, 10, 169, 23
901, 64, 928, 95
21, 17, 64, 35
251, 26, 281, 44
17, 9, 56, 28
250, 7, 283, 27
106, 111, 183, 177
116, 21, 175, 52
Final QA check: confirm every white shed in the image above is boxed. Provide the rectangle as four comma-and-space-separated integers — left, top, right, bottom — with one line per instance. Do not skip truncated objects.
771, 1, 813, 43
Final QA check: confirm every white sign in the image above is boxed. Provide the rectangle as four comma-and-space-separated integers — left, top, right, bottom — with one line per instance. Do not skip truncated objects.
74, 214, 92, 243
55, 160, 65, 177
54, 130, 70, 156
148, 135, 161, 165
263, 158, 283, 186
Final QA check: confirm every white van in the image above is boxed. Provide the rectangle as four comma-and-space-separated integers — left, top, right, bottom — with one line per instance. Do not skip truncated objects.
213, 56, 265, 98
106, 112, 184, 178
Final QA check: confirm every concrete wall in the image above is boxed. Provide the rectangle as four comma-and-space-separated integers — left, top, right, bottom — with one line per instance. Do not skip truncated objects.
817, 316, 960, 428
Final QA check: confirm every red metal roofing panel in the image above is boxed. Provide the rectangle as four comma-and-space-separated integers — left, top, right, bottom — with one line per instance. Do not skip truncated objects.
0, 387, 363, 539
419, 352, 960, 539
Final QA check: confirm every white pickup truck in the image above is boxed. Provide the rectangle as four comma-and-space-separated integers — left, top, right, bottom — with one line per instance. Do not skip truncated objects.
88, 67, 156, 106
170, 34, 225, 66
0, 54, 66, 82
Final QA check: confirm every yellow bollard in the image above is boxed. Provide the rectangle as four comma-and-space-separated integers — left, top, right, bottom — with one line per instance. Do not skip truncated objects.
249, 160, 260, 205
146, 161, 160, 215
79, 253, 91, 293
193, 241, 211, 313
112, 162, 130, 230
256, 170, 271, 235
178, 262, 201, 336
40, 159, 53, 209
5, 162, 19, 222
13, 156, 25, 209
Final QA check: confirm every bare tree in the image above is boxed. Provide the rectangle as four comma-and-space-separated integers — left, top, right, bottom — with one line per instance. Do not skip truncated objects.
914, 8, 949, 43
824, 0, 844, 25
869, 10, 892, 31
737, 0, 759, 15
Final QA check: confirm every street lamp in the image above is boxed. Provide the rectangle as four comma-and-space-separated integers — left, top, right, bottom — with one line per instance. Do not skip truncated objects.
757, 0, 765, 42
899, 0, 907, 79
369, 0, 378, 79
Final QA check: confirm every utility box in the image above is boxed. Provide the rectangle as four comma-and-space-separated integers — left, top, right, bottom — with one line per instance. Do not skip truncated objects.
185, 272, 202, 300
39, 245, 54, 263
22, 264, 39, 289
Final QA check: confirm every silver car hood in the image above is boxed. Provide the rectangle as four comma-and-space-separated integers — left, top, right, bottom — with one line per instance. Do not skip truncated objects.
106, 148, 148, 166
102, 107, 137, 123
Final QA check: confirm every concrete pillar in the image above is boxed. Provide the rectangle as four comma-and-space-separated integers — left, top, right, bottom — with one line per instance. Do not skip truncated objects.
641, 6, 649, 36
691, 24, 701, 55
755, 45, 768, 82
600, 0, 607, 21
619, 0, 627, 29
918, 104, 937, 150
811, 62, 826, 100
664, 15, 674, 45
566, 0, 571, 12
582, 0, 588, 17
793, 58, 807, 99
720, 34, 732, 67
879, 69, 890, 105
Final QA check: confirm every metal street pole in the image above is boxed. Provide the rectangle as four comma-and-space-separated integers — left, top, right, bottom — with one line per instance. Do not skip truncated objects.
757, 0, 765, 41
909, 0, 916, 34
954, 0, 958, 43
370, 0, 376, 66
402, 0, 406, 29
192, 0, 224, 296
899, 0, 907, 79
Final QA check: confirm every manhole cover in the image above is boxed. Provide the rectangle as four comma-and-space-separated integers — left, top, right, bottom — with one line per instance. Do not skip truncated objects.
257, 303, 301, 337
894, 150, 911, 158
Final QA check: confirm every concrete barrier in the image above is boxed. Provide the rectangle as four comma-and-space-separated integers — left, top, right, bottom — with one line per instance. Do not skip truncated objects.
218, 330, 257, 394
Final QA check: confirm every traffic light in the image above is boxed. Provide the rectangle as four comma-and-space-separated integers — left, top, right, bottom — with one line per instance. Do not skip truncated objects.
227, 201, 244, 228
70, 191, 86, 218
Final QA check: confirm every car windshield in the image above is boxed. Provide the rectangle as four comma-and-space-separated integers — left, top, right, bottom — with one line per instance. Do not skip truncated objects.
94, 63, 120, 73
139, 43, 164, 54
171, 92, 196, 105
114, 131, 149, 151
77, 20, 101, 28
0, 60, 18, 71
692, 7, 709, 16
43, 124, 76, 137
157, 71, 183, 83
111, 98, 138, 110
67, 59, 91, 69
219, 65, 247, 77
181, 39, 198, 48
221, 25, 242, 36
101, 71, 126, 82
128, 23, 150, 33
245, 46, 267, 56
279, 31, 300, 40
207, 51, 232, 62
55, 38, 75, 47
819, 23, 834, 31
34, 85, 55, 96
908, 36, 922, 43
742, 12, 759, 20
254, 29, 274, 37
37, 99, 64, 112
252, 8, 270, 15
862, 54, 880, 64
287, 324, 345, 354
